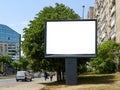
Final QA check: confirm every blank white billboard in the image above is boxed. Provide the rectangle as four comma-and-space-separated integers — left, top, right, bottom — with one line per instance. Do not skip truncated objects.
45, 20, 97, 57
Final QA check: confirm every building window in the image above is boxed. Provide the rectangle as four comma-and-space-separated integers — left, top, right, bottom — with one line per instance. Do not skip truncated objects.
8, 37, 10, 40
0, 44, 3, 52
111, 26, 115, 35
4, 44, 7, 52
111, 14, 115, 22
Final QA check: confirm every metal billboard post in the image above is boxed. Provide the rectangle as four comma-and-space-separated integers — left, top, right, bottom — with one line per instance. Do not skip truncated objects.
65, 58, 77, 85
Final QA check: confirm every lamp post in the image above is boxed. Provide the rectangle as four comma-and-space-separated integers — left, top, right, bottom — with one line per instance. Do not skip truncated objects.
82, 5, 85, 19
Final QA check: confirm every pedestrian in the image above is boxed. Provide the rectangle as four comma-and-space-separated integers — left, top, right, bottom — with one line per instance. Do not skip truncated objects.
50, 74, 53, 81
44, 72, 48, 80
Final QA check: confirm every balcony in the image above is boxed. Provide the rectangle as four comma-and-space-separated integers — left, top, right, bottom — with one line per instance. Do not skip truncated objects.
110, 0, 115, 8
110, 33, 116, 40
111, 0, 115, 5
110, 28, 115, 36
96, 10, 100, 16
111, 14, 115, 27
111, 19, 115, 28
101, 33, 106, 39
101, 23, 105, 30
111, 6, 115, 16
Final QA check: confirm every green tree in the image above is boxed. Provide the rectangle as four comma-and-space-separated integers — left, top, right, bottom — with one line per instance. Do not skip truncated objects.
90, 40, 120, 73
12, 61, 21, 72
22, 3, 80, 81
77, 58, 90, 74
0, 55, 12, 73
0, 55, 12, 64
22, 3, 80, 60
111, 42, 120, 72
20, 56, 30, 71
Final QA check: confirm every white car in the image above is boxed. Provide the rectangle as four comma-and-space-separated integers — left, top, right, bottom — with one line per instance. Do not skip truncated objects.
16, 71, 32, 82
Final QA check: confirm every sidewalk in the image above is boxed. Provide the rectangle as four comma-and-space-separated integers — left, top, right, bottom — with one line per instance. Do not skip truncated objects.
0, 75, 15, 79
0, 77, 56, 90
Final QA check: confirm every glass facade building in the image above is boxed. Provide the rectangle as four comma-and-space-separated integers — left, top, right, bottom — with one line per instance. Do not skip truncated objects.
0, 24, 20, 43
0, 24, 21, 61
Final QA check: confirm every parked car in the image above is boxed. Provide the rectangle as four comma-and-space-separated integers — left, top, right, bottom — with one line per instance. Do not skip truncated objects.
16, 71, 32, 82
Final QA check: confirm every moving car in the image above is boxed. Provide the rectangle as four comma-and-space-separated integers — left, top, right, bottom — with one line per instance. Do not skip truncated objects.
16, 71, 32, 82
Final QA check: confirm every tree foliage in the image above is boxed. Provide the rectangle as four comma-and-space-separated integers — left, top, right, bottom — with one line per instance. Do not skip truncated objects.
22, 3, 80, 72
20, 56, 30, 70
0, 55, 12, 64
90, 40, 120, 73
11, 61, 21, 71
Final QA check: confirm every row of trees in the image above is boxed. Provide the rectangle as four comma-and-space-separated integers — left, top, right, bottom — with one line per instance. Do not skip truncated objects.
0, 55, 30, 74
1, 40, 120, 75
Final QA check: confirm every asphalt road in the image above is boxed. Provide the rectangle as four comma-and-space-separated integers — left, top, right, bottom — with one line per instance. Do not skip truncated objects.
0, 78, 40, 88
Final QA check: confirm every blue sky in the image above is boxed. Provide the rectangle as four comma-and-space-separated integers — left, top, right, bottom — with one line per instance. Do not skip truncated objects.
0, 0, 95, 39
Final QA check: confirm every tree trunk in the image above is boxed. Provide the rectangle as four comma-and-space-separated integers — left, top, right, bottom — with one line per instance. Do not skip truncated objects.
56, 66, 62, 81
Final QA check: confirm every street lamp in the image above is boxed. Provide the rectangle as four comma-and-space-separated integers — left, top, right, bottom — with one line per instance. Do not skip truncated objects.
82, 5, 85, 19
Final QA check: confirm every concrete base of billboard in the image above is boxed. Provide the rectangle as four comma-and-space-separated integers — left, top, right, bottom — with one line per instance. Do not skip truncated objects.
65, 58, 77, 85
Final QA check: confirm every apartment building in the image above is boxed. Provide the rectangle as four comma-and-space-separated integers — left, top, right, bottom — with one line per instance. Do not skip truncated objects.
88, 0, 120, 45
87, 7, 94, 19
116, 0, 120, 42
0, 24, 21, 61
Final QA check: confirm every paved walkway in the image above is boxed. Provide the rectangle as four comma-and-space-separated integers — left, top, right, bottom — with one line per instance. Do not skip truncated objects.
0, 77, 56, 90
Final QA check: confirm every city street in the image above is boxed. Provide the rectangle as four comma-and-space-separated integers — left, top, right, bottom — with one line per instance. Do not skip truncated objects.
0, 78, 39, 88
0, 77, 56, 90
0, 78, 20, 88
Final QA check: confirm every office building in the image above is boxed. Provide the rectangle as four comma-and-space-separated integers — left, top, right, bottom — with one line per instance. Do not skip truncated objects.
0, 24, 21, 61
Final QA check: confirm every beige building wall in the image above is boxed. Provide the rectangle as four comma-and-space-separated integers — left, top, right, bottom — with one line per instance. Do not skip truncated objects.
116, 0, 120, 42
92, 0, 120, 45
94, 0, 111, 45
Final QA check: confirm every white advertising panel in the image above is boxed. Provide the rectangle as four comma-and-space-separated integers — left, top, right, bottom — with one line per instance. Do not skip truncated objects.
45, 20, 97, 57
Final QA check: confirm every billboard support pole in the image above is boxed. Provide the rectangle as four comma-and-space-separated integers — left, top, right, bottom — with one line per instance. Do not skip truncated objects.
65, 58, 77, 85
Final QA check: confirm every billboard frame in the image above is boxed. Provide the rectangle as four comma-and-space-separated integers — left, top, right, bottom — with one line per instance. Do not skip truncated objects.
44, 19, 97, 58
